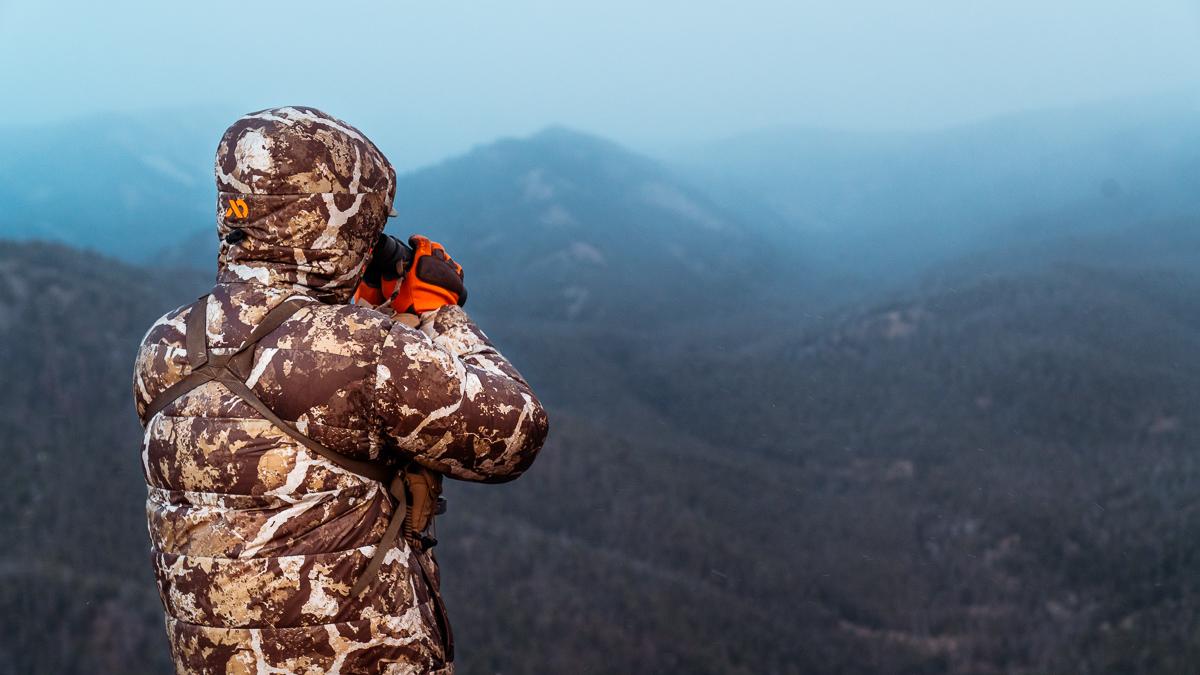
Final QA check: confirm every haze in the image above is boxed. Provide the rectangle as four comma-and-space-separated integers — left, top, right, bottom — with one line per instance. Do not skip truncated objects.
1, 0, 1198, 168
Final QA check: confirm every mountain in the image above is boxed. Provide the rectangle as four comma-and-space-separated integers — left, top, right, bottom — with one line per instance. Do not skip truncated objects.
571, 233, 1200, 673
393, 126, 806, 322
164, 126, 804, 325
670, 95, 1200, 286
0, 109, 231, 261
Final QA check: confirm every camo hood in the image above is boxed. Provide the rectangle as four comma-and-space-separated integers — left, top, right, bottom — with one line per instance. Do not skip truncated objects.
214, 106, 396, 302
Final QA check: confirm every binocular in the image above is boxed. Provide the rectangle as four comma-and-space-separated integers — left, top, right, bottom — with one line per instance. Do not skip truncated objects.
362, 234, 414, 286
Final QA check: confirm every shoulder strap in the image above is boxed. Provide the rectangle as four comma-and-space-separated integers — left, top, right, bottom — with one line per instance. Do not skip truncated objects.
217, 373, 393, 483
185, 295, 208, 369
141, 293, 420, 596
142, 296, 392, 482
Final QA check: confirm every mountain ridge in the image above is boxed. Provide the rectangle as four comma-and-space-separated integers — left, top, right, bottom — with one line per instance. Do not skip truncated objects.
161, 123, 800, 325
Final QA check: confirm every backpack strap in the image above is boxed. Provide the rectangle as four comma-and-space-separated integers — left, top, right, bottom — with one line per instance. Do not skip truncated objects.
141, 294, 414, 596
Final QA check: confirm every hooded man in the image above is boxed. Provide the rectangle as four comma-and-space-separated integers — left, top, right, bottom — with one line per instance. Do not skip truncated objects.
132, 106, 549, 674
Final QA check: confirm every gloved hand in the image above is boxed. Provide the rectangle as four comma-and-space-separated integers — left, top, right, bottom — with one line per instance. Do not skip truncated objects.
355, 235, 466, 314
387, 235, 467, 314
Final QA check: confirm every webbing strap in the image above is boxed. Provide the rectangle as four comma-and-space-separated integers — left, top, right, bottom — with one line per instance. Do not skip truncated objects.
185, 298, 207, 369
219, 374, 393, 483
141, 370, 214, 421
352, 473, 409, 597
142, 294, 405, 596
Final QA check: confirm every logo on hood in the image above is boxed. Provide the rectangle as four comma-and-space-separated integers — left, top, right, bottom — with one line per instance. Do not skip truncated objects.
224, 198, 249, 220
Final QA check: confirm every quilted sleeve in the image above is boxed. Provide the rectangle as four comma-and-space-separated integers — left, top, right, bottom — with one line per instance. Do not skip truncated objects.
372, 305, 549, 482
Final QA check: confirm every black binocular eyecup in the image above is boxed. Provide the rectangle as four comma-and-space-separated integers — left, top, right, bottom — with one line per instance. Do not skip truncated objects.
361, 233, 414, 287
377, 234, 414, 275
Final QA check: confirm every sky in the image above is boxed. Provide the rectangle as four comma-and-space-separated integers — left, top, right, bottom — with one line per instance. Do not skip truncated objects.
1, 0, 1198, 169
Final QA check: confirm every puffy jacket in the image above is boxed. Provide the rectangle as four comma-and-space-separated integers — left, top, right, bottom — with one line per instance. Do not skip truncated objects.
132, 107, 548, 674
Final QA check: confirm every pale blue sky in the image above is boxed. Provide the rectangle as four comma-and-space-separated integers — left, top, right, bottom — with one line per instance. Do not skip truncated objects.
1, 0, 1198, 167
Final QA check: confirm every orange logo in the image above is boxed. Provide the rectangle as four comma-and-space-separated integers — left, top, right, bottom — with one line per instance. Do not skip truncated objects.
225, 198, 249, 219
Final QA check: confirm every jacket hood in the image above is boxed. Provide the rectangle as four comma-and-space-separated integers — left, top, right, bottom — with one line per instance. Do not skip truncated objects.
214, 106, 396, 302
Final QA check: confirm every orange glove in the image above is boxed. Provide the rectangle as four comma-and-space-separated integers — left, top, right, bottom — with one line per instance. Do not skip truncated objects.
352, 281, 386, 305
381, 235, 466, 314
353, 280, 387, 306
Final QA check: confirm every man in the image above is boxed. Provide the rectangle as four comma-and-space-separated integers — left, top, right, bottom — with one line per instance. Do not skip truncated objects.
132, 106, 549, 674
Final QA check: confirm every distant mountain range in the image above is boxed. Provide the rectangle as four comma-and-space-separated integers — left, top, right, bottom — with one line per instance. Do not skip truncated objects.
2, 97, 1200, 673
0, 109, 229, 260
670, 94, 1200, 284
6, 94, 1198, 307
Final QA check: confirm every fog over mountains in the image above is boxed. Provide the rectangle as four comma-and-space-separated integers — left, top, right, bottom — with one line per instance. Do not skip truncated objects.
6, 95, 1199, 318
672, 94, 1200, 287
2, 97, 1199, 673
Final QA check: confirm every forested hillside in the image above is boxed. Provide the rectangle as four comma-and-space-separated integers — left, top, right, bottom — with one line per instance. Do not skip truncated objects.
3, 214, 1199, 672
0, 243, 205, 674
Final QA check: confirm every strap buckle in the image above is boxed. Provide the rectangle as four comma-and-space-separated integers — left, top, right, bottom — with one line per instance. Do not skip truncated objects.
411, 531, 439, 550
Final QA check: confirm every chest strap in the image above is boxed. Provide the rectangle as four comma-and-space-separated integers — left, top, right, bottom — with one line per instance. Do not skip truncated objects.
141, 295, 423, 597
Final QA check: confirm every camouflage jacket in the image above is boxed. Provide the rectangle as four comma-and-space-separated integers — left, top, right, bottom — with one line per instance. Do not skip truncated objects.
131, 107, 548, 674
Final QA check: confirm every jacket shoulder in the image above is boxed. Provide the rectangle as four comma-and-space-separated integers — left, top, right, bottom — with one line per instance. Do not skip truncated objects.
132, 300, 196, 419
260, 301, 395, 360
138, 300, 194, 351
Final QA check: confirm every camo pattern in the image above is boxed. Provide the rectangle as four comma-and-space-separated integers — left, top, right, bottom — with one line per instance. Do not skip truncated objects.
132, 108, 548, 674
